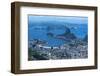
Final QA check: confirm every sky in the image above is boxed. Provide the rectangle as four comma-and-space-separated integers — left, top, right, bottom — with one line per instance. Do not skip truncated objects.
28, 15, 88, 24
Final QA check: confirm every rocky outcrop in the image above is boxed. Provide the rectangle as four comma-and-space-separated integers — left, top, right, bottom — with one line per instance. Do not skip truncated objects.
56, 27, 76, 40
83, 34, 88, 42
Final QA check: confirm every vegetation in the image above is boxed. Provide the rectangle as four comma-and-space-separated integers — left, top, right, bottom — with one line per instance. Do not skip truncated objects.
28, 48, 49, 60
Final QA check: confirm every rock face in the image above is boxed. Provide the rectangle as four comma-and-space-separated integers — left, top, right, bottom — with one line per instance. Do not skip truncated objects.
83, 34, 88, 42
56, 27, 76, 40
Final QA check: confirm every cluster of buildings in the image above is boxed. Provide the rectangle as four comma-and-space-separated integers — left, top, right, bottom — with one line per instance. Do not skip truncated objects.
28, 39, 88, 60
